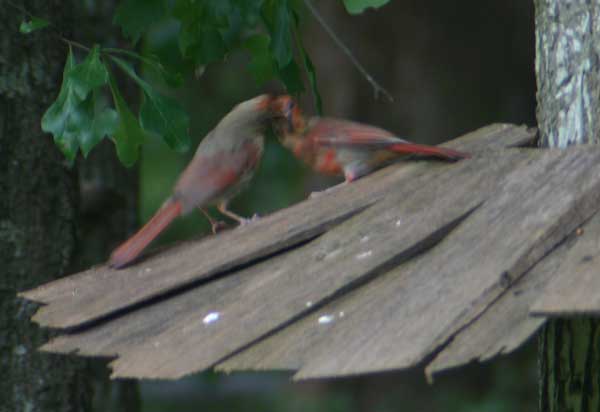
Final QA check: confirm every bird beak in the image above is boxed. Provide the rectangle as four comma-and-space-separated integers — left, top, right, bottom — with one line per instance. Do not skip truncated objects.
285, 106, 294, 130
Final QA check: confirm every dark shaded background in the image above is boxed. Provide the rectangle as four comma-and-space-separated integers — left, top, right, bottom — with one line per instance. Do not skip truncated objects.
110, 1, 537, 410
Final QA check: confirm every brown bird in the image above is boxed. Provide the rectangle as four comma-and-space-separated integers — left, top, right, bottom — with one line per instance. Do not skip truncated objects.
270, 95, 470, 183
109, 94, 274, 268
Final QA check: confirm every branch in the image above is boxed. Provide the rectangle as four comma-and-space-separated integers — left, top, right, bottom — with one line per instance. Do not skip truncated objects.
9, 1, 91, 54
60, 38, 91, 53
302, 0, 394, 102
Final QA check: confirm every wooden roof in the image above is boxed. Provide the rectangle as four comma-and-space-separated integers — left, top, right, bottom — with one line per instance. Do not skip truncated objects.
20, 124, 600, 381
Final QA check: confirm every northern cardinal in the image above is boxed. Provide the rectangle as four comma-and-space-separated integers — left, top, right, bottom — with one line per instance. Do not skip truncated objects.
270, 95, 470, 183
109, 94, 274, 269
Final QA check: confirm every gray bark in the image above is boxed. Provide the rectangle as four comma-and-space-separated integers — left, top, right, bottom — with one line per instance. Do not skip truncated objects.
535, 0, 600, 147
535, 0, 600, 411
1, 1, 140, 411
0, 1, 93, 411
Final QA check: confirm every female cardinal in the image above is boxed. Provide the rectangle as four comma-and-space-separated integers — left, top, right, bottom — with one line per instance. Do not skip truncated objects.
270, 95, 470, 183
109, 94, 274, 269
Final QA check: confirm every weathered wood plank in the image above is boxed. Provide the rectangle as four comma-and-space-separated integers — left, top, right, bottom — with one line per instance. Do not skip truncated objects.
220, 151, 585, 375
217, 150, 541, 373
39, 149, 518, 379
290, 146, 600, 379
20, 124, 534, 330
530, 211, 600, 315
424, 214, 598, 379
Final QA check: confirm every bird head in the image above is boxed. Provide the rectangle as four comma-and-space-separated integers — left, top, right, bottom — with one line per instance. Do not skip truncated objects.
218, 94, 277, 133
269, 95, 304, 139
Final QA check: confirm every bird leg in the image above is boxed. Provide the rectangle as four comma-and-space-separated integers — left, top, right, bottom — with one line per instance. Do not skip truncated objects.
198, 208, 228, 234
217, 201, 260, 226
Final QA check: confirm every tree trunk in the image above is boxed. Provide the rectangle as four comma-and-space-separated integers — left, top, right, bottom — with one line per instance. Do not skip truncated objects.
535, 0, 600, 147
535, 1, 600, 411
0, 2, 93, 411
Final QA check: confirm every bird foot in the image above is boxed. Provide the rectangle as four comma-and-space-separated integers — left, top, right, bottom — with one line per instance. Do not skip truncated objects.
210, 220, 229, 234
239, 213, 260, 226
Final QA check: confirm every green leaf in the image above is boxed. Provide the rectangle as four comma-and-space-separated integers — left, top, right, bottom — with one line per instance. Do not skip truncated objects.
108, 73, 146, 166
51, 96, 81, 161
278, 59, 304, 94
171, 0, 198, 25
262, 0, 293, 68
19, 17, 50, 34
103, 48, 183, 87
68, 45, 109, 100
296, 38, 322, 115
173, 0, 232, 64
114, 0, 167, 43
243, 34, 276, 85
111, 56, 190, 152
224, 0, 264, 46
184, 28, 227, 65
41, 47, 77, 138
139, 91, 190, 152
42, 48, 81, 160
342, 0, 390, 14
42, 48, 119, 161
78, 92, 119, 157
232, 0, 264, 26
59, 93, 116, 159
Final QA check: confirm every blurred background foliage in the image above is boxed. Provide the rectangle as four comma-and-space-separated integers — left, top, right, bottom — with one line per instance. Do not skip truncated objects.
137, 0, 535, 250
38, 0, 538, 410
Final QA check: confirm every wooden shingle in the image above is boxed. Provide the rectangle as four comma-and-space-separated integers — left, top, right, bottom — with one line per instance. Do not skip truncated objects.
22, 124, 600, 381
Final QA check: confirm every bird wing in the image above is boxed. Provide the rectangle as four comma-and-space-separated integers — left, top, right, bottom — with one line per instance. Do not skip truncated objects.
307, 118, 406, 148
174, 139, 262, 211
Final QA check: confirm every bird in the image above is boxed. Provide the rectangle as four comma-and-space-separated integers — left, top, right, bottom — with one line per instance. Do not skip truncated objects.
108, 94, 274, 269
270, 95, 470, 184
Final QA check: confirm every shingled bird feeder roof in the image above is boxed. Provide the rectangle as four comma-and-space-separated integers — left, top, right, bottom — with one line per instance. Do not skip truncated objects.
20, 124, 600, 380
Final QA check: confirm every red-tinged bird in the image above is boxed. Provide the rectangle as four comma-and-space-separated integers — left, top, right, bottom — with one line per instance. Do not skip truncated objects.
270, 95, 470, 183
109, 94, 274, 269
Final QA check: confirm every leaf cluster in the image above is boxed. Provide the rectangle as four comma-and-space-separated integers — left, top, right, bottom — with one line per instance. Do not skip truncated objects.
40, 46, 189, 166
21, 0, 390, 165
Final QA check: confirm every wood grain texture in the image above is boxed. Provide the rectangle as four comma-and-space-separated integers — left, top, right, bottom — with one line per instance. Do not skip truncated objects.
20, 124, 533, 331
424, 215, 597, 380
217, 149, 536, 373
530, 211, 600, 315
219, 146, 594, 378
290, 147, 600, 379
19, 124, 562, 380
40, 148, 492, 379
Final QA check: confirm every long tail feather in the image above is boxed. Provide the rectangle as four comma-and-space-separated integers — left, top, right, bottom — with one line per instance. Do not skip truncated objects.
109, 199, 182, 269
389, 143, 470, 160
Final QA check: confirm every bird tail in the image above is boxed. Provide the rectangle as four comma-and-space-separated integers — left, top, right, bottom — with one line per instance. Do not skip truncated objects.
109, 199, 182, 269
389, 143, 470, 160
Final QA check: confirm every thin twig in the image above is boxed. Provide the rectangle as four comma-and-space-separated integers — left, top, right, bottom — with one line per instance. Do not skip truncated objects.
7, 0, 35, 18
9, 0, 92, 54
60, 38, 91, 53
302, 0, 394, 102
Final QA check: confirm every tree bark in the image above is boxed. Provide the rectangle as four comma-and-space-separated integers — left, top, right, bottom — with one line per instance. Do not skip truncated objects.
535, 0, 600, 148
0, 1, 93, 411
539, 319, 600, 412
535, 1, 600, 411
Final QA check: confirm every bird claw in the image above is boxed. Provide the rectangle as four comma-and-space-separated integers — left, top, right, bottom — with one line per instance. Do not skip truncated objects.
240, 213, 260, 226
210, 220, 229, 234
